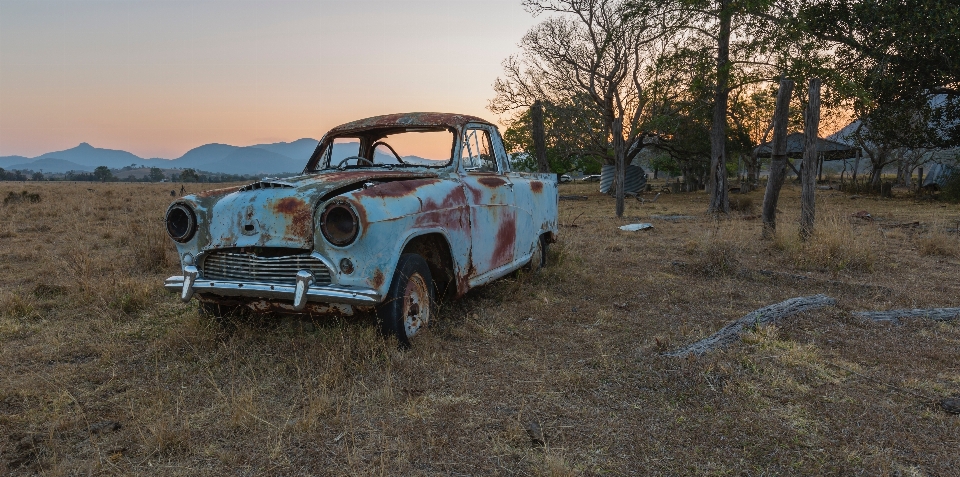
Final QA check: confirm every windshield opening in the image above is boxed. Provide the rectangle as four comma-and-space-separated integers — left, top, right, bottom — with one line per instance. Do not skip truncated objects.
315, 127, 455, 170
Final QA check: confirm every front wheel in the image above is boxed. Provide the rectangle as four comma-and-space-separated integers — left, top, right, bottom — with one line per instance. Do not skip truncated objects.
377, 254, 436, 348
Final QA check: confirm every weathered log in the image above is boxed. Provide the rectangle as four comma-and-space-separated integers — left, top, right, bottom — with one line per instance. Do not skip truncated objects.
854, 308, 960, 322
664, 294, 836, 357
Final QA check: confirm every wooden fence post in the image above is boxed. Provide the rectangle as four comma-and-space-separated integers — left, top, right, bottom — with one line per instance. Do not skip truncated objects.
800, 78, 821, 240
761, 78, 795, 239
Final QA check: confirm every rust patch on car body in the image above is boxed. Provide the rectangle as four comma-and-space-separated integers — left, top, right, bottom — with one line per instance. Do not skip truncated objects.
462, 183, 484, 203
273, 197, 313, 239
318, 170, 437, 184
359, 179, 441, 199
477, 176, 507, 188
491, 212, 516, 269
195, 185, 242, 199
530, 180, 543, 193
372, 269, 385, 289
415, 187, 469, 231
456, 255, 477, 297
274, 197, 302, 215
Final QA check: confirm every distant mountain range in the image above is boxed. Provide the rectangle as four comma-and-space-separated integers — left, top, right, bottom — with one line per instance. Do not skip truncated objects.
0, 138, 320, 175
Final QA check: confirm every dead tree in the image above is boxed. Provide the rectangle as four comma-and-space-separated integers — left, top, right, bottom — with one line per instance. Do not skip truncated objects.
761, 78, 794, 239
800, 78, 821, 240
490, 0, 677, 218
531, 101, 550, 173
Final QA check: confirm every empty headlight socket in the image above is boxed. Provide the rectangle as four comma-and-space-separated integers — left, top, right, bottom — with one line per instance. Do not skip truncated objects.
320, 200, 360, 247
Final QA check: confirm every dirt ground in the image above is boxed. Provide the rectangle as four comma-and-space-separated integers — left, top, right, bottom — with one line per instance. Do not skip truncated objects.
1, 180, 958, 476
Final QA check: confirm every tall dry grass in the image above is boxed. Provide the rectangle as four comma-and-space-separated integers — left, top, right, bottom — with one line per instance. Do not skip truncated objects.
917, 219, 960, 257
773, 212, 878, 273
1, 181, 958, 476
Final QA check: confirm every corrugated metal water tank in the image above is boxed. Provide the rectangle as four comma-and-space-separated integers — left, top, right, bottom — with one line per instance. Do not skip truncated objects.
600, 164, 647, 194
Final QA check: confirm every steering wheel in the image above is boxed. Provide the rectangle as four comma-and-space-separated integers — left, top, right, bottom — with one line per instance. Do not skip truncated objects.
335, 155, 375, 169
371, 141, 405, 164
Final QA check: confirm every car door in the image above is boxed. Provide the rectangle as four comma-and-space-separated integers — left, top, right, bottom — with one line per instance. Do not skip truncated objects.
458, 124, 516, 278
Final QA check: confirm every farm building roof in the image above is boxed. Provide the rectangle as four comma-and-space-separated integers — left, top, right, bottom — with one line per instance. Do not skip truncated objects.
754, 133, 860, 161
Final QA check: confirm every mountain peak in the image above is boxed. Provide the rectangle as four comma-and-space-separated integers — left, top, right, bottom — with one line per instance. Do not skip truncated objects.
77, 142, 93, 149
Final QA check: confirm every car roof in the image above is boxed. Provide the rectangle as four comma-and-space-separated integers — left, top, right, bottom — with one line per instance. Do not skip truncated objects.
326, 112, 495, 135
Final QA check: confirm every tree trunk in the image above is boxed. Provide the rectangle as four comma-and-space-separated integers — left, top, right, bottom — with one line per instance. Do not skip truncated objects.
852, 149, 861, 191
613, 118, 626, 217
707, 3, 732, 214
870, 166, 883, 190
800, 78, 821, 241
761, 78, 795, 238
530, 101, 550, 173
746, 154, 757, 184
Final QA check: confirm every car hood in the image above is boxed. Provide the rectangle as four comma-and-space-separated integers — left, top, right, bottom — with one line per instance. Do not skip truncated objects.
185, 170, 439, 250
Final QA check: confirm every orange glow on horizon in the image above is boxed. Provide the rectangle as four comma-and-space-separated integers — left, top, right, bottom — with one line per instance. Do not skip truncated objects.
0, 1, 536, 159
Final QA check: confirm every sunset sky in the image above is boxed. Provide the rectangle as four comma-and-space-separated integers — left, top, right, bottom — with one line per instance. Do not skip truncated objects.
0, 0, 539, 159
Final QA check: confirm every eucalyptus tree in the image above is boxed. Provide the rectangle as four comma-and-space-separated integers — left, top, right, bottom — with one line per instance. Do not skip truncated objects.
659, 0, 784, 213
785, 0, 960, 188
651, 0, 843, 213
490, 0, 682, 217
501, 95, 609, 174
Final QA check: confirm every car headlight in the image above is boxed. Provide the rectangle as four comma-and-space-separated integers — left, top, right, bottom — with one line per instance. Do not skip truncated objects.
165, 203, 197, 243
320, 200, 359, 246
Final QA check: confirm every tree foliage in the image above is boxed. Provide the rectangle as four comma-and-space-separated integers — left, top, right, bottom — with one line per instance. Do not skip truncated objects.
502, 96, 611, 174
148, 167, 166, 182
492, 0, 960, 209
491, 0, 683, 216
93, 166, 114, 182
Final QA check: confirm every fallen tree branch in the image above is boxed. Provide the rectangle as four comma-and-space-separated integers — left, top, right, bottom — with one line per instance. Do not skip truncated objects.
664, 294, 837, 358
854, 308, 960, 322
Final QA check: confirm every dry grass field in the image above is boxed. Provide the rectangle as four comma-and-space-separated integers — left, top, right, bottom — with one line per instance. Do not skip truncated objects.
1, 180, 958, 476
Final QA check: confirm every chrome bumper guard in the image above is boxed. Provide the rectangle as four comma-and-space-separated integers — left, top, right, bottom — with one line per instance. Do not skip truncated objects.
165, 266, 381, 308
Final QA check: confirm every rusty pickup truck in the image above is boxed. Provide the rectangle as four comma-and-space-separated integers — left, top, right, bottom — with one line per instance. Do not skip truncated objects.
164, 112, 558, 345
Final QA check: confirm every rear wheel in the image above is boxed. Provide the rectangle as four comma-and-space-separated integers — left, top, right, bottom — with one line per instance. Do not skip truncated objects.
377, 254, 435, 348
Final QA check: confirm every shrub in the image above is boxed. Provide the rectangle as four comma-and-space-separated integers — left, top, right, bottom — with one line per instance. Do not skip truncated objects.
3, 191, 41, 205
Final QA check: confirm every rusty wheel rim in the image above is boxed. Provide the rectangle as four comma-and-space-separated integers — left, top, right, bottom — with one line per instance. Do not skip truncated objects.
402, 272, 430, 338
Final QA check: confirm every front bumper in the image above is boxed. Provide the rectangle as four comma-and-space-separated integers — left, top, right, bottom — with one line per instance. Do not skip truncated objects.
164, 269, 381, 308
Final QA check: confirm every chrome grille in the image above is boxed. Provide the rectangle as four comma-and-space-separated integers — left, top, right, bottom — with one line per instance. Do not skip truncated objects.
201, 252, 332, 285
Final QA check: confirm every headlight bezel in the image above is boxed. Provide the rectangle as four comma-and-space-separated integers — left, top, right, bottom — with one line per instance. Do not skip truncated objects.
165, 203, 198, 243
320, 199, 360, 247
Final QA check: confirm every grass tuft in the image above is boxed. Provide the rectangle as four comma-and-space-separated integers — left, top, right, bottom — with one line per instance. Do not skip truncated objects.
775, 214, 876, 272
918, 228, 960, 257
3, 190, 41, 205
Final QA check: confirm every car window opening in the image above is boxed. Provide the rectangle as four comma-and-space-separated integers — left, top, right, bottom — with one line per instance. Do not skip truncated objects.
317, 128, 455, 171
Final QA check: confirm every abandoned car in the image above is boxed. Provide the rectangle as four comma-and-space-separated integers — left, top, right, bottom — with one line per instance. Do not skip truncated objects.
164, 112, 559, 344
